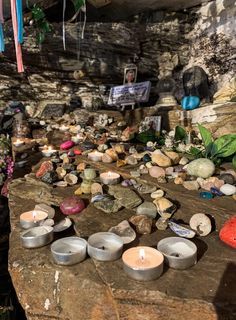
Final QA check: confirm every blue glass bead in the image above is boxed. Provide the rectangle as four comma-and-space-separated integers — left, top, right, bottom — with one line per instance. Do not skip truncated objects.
199, 191, 213, 199
210, 187, 224, 197
143, 153, 151, 163
181, 96, 200, 110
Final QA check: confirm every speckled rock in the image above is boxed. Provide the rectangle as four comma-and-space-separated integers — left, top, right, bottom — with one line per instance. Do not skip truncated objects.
136, 201, 157, 218
94, 199, 123, 214
108, 185, 142, 209
219, 173, 235, 185
129, 214, 153, 234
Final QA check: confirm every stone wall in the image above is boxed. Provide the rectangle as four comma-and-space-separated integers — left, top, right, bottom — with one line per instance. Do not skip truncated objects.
0, 0, 235, 115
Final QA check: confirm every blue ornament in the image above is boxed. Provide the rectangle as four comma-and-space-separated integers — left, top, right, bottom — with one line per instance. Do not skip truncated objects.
143, 153, 151, 163
181, 96, 200, 110
199, 191, 213, 199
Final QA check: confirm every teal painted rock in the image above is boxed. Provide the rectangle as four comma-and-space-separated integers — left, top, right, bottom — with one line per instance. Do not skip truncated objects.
187, 158, 215, 178
181, 96, 200, 110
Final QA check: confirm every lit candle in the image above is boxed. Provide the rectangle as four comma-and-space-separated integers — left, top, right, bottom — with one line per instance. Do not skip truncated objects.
20, 210, 48, 229
60, 124, 69, 132
99, 171, 120, 185
122, 246, 164, 281
88, 150, 103, 162
41, 145, 57, 157
13, 138, 24, 147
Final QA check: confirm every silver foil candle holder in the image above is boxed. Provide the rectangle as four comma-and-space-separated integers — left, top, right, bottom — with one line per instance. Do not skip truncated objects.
87, 232, 123, 261
122, 246, 164, 281
20, 226, 54, 248
41, 145, 57, 157
99, 171, 120, 185
51, 236, 87, 265
20, 210, 48, 229
157, 237, 197, 270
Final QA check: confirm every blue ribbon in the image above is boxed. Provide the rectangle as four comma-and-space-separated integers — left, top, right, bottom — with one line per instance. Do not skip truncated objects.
0, 23, 4, 52
16, 0, 23, 44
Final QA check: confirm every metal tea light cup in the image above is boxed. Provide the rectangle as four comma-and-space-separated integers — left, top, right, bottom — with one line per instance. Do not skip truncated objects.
51, 237, 87, 266
87, 232, 123, 261
157, 237, 197, 270
21, 226, 54, 249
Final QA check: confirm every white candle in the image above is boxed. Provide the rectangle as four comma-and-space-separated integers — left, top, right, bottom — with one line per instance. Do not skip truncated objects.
13, 138, 24, 147
20, 210, 48, 229
41, 145, 57, 157
122, 246, 164, 281
88, 150, 103, 162
100, 171, 120, 185
60, 125, 69, 132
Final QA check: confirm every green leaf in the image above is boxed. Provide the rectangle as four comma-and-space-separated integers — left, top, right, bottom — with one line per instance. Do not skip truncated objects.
32, 5, 45, 21
205, 142, 218, 159
233, 155, 236, 170
189, 146, 203, 157
174, 126, 187, 141
36, 32, 45, 44
214, 134, 236, 158
197, 123, 213, 148
72, 0, 85, 12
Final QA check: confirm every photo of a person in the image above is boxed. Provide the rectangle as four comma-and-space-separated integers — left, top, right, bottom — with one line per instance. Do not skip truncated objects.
123, 66, 137, 84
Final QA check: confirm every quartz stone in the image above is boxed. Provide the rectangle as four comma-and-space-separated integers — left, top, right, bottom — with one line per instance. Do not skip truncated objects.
94, 199, 122, 214
179, 157, 189, 165
187, 158, 215, 178
136, 201, 157, 218
108, 185, 142, 209
151, 150, 172, 167
126, 155, 138, 165
156, 217, 168, 230
151, 189, 164, 199
149, 166, 166, 179
129, 215, 153, 235
60, 196, 85, 215
163, 150, 180, 165
130, 170, 141, 178
108, 220, 136, 244
56, 167, 66, 179
183, 180, 200, 191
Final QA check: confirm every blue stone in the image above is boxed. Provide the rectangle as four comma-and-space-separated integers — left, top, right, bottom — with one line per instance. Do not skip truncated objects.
181, 96, 200, 110
143, 154, 151, 163
210, 187, 224, 196
199, 191, 213, 199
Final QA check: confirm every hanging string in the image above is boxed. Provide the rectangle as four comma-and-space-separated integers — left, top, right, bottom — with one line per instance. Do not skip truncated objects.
0, 23, 4, 52
16, 0, 23, 44
62, 0, 66, 50
10, 0, 24, 72
81, 1, 86, 40
0, 0, 4, 52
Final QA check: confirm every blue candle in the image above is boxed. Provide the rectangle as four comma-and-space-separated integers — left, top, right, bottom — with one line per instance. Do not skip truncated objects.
16, 0, 23, 43
0, 23, 4, 52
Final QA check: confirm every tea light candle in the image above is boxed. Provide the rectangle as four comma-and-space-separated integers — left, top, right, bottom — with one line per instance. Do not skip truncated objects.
100, 171, 120, 185
20, 210, 48, 229
87, 232, 123, 261
13, 138, 24, 147
41, 145, 57, 157
122, 246, 164, 281
21, 226, 54, 248
60, 124, 69, 132
88, 150, 103, 162
51, 236, 87, 265
157, 237, 197, 270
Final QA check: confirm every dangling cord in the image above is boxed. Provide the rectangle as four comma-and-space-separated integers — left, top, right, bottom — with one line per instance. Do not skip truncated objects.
0, 0, 4, 52
16, 0, 23, 44
62, 0, 66, 50
77, 10, 81, 60
10, 0, 24, 72
81, 0, 86, 40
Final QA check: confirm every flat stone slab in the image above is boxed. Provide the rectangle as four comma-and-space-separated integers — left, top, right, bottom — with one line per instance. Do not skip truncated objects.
8, 159, 236, 320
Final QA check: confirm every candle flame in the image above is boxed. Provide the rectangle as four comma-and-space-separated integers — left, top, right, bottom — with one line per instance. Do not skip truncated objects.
107, 171, 112, 177
32, 211, 37, 222
48, 146, 52, 151
139, 248, 145, 262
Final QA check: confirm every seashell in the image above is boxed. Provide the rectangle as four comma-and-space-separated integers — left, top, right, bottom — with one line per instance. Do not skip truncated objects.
102, 153, 113, 163
64, 173, 78, 185
153, 197, 176, 219
105, 149, 118, 161
91, 183, 103, 195
189, 213, 212, 236
56, 167, 67, 179
151, 189, 164, 199
54, 181, 68, 187
168, 221, 196, 238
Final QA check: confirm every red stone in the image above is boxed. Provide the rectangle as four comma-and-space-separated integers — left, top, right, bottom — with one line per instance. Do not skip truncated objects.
219, 215, 236, 249
36, 161, 54, 178
74, 149, 82, 155
60, 140, 74, 150
60, 196, 85, 215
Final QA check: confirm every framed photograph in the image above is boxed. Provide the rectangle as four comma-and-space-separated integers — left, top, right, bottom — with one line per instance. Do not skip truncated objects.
123, 66, 137, 84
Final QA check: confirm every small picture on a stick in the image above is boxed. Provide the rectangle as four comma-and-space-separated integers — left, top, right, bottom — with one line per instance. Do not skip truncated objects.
123, 66, 137, 84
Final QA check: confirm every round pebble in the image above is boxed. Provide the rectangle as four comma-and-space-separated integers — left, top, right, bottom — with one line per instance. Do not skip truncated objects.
220, 184, 236, 196
151, 189, 164, 199
219, 173, 235, 185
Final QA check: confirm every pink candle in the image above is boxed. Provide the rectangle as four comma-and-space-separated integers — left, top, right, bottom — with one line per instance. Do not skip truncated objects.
20, 210, 48, 229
